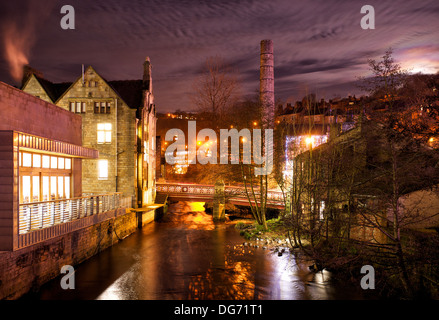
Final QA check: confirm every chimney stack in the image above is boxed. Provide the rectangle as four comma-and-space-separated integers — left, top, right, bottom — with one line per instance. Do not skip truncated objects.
260, 40, 274, 128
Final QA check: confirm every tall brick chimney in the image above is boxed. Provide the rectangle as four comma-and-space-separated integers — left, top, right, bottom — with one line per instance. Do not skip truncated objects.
260, 40, 274, 128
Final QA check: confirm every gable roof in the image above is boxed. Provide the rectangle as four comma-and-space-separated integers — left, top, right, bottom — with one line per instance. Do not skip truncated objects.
21, 73, 72, 103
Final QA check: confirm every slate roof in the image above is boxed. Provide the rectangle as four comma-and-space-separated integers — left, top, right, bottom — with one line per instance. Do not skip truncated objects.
108, 80, 144, 110
23, 70, 146, 110
25, 75, 72, 103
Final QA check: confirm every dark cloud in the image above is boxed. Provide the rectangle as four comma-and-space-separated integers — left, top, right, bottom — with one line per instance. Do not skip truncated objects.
0, 0, 438, 110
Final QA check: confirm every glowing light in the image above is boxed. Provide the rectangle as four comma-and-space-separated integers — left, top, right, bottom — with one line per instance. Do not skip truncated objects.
253, 122, 257, 126
305, 136, 314, 146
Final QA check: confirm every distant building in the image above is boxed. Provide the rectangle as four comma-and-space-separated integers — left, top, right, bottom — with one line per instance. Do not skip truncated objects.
275, 94, 364, 178
21, 58, 157, 208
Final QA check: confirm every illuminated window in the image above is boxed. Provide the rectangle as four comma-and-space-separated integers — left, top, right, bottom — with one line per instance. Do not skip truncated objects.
22, 153, 32, 167
51, 156, 58, 169
42, 155, 50, 168
33, 154, 41, 168
22, 176, 31, 203
58, 157, 64, 169
97, 123, 112, 144
58, 176, 64, 198
19, 152, 72, 203
42, 176, 49, 201
33, 176, 40, 202
98, 160, 108, 179
65, 177, 70, 199
65, 158, 71, 170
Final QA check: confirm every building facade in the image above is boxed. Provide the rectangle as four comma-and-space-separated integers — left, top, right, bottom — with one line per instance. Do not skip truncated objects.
22, 58, 157, 208
0, 81, 99, 250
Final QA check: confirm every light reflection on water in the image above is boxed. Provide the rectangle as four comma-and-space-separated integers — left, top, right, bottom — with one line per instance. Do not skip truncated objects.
27, 201, 365, 300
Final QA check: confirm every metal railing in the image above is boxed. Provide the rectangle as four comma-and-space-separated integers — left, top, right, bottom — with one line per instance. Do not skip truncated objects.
156, 182, 285, 207
18, 193, 123, 234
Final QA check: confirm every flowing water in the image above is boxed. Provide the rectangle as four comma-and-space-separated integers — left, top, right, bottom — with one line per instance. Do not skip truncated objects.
23, 201, 365, 300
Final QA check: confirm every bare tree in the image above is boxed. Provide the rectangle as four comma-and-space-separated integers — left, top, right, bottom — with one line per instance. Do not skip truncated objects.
192, 56, 241, 130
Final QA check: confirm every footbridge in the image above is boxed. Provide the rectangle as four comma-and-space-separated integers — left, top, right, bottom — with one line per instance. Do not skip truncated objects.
155, 181, 285, 210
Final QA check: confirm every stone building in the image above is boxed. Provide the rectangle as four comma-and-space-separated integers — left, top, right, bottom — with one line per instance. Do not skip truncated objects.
21, 58, 157, 208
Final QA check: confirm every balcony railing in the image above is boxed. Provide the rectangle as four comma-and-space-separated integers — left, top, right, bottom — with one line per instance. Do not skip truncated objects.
18, 193, 124, 234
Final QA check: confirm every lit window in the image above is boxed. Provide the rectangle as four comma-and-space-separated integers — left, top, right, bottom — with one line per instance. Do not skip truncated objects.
22, 176, 31, 203
51, 156, 58, 169
65, 158, 71, 170
65, 177, 70, 199
42, 176, 49, 201
22, 153, 32, 167
58, 176, 64, 198
33, 176, 40, 202
97, 123, 112, 144
58, 157, 64, 169
33, 154, 41, 168
51, 176, 57, 199
98, 160, 108, 179
42, 155, 50, 168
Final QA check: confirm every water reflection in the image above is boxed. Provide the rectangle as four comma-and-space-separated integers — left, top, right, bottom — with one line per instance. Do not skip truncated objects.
26, 201, 365, 300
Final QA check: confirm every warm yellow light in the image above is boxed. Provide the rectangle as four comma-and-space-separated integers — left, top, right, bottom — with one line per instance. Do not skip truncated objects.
230, 125, 234, 129
429, 137, 435, 142
164, 141, 168, 145
305, 136, 314, 146
253, 122, 257, 126
242, 137, 246, 142
167, 113, 171, 117
197, 141, 202, 146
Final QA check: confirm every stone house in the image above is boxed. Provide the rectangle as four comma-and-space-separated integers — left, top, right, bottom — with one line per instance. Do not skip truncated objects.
21, 58, 157, 208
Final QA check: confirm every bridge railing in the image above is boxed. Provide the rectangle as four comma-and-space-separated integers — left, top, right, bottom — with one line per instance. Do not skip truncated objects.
156, 182, 285, 207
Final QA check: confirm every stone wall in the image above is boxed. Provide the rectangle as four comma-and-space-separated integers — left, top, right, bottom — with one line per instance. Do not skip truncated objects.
52, 67, 138, 201
0, 209, 155, 300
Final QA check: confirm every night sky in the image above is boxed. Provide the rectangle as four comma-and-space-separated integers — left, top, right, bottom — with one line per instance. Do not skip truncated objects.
0, 0, 438, 112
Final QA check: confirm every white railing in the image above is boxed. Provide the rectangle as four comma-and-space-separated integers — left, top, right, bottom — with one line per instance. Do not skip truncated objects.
18, 193, 124, 234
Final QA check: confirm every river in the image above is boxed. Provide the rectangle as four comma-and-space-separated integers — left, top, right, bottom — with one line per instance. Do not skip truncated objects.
22, 201, 365, 300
